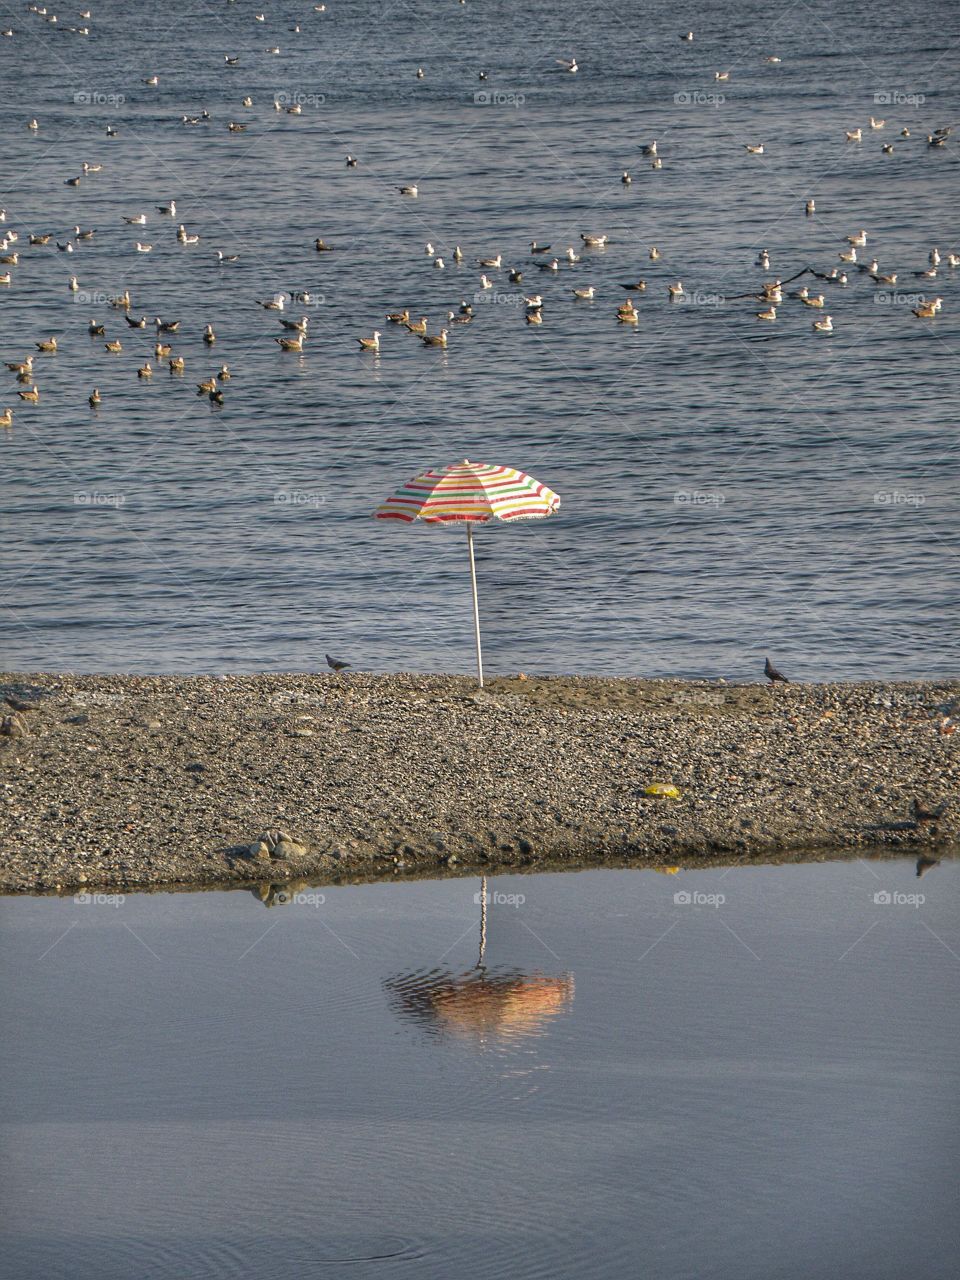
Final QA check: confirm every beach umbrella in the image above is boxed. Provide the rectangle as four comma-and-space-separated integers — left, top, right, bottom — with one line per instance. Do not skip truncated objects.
374, 459, 560, 686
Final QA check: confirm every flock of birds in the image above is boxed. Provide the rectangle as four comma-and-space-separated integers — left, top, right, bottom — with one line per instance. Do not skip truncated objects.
0, 6, 956, 426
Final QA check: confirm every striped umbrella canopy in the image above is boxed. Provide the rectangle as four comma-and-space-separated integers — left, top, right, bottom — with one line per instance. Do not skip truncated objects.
375, 460, 560, 685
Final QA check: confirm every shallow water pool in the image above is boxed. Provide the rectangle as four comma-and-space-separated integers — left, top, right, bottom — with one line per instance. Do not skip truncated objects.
1, 859, 957, 1279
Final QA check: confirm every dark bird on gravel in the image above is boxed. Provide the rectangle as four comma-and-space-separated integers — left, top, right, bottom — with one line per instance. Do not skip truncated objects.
326, 653, 351, 672
4, 694, 37, 712
912, 799, 946, 827
764, 656, 789, 683
916, 855, 940, 878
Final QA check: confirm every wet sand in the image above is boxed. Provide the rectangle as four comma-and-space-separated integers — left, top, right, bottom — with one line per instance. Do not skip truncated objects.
1, 672, 957, 892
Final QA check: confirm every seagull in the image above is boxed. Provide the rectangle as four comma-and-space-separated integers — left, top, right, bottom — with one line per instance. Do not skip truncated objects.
764, 657, 789, 682
169, 356, 185, 372
812, 315, 833, 332
345, 155, 358, 166
756, 305, 777, 320
477, 253, 502, 268
581, 233, 609, 248
326, 653, 351, 672
157, 201, 177, 216
453, 245, 464, 262
35, 336, 57, 352
257, 294, 285, 310
805, 199, 815, 215
216, 250, 240, 263
404, 316, 428, 334
537, 258, 560, 272
848, 229, 867, 246
314, 239, 334, 252
478, 274, 494, 289
621, 170, 632, 184
279, 315, 308, 332
124, 315, 148, 328
640, 141, 657, 155
357, 330, 381, 351
530, 242, 551, 254
0, 408, 13, 427
276, 334, 304, 351
572, 285, 595, 300
870, 116, 885, 129
88, 388, 100, 407
105, 339, 123, 352
433, 256, 444, 269
123, 213, 147, 225
845, 128, 862, 142
745, 143, 764, 154
421, 328, 448, 347
667, 281, 684, 299
556, 57, 578, 72
565, 246, 580, 263
203, 324, 216, 344
135, 242, 153, 253
399, 184, 418, 196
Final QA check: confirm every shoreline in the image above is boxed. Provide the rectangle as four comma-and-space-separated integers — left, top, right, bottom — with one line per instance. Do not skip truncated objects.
1, 672, 957, 894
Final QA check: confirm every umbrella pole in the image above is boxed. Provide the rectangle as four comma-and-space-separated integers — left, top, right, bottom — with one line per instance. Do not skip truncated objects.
466, 523, 484, 687
478, 875, 487, 967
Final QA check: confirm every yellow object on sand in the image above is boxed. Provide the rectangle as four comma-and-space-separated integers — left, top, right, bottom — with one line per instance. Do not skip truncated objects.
645, 783, 681, 799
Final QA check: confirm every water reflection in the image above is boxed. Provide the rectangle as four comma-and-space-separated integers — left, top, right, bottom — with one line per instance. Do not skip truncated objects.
384, 876, 575, 1044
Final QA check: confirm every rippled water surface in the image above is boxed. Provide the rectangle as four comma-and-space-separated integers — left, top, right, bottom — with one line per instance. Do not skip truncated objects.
1, 0, 958, 678
1, 862, 958, 1279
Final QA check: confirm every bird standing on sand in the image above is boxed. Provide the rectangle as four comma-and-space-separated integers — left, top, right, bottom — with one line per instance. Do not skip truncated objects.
764, 657, 789, 683
326, 654, 350, 672
912, 799, 945, 827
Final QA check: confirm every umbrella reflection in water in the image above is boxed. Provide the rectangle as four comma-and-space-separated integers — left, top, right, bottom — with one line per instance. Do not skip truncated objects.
384, 876, 575, 1045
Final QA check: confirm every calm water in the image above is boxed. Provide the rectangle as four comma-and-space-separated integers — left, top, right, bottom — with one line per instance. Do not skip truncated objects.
1, 862, 958, 1279
1, 0, 958, 680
